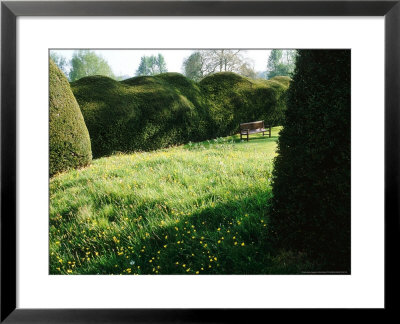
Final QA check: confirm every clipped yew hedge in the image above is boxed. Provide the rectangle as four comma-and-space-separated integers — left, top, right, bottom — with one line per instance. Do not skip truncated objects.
269, 50, 351, 271
49, 60, 92, 176
71, 73, 212, 158
71, 72, 289, 158
200, 73, 290, 138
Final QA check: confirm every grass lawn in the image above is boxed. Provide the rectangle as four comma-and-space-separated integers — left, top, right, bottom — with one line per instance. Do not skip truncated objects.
50, 126, 312, 274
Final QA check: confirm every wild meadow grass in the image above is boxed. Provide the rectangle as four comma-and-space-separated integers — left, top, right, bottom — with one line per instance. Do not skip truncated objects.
50, 127, 312, 274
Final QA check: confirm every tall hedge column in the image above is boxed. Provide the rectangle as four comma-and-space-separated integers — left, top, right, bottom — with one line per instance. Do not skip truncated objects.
49, 60, 92, 176
269, 50, 351, 271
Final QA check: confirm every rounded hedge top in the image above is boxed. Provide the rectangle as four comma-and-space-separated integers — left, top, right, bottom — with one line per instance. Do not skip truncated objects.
49, 59, 92, 176
200, 72, 290, 137
71, 72, 290, 158
71, 73, 212, 158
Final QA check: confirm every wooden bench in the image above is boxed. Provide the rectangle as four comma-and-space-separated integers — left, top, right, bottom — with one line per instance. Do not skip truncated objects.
239, 120, 271, 141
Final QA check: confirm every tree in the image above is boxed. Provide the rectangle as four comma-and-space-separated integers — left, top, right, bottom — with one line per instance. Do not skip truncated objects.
136, 54, 168, 76
183, 50, 256, 81
238, 62, 257, 79
182, 52, 205, 82
267, 50, 296, 79
269, 50, 351, 271
207, 50, 243, 73
69, 50, 115, 82
155, 54, 167, 74
50, 52, 69, 78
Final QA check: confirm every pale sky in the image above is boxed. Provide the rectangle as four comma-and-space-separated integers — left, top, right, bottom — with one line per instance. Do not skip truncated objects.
51, 49, 271, 78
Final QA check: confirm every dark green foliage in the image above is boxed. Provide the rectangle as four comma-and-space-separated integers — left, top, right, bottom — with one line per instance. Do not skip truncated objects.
269, 50, 351, 271
71, 73, 212, 158
71, 72, 289, 158
49, 60, 92, 176
200, 72, 290, 137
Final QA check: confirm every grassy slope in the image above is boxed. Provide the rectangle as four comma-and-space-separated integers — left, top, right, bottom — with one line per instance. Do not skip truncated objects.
50, 127, 313, 274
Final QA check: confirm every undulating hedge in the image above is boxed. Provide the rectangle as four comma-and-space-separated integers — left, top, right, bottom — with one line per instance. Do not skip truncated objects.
49, 60, 92, 176
71, 73, 212, 158
71, 72, 289, 158
269, 50, 351, 271
200, 73, 290, 138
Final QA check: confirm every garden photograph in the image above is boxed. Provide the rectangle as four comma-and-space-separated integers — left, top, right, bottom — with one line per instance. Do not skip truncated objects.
49, 49, 350, 275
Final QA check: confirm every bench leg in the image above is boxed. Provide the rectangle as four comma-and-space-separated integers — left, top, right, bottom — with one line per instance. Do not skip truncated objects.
247, 133, 249, 141
269, 128, 271, 138
262, 131, 265, 137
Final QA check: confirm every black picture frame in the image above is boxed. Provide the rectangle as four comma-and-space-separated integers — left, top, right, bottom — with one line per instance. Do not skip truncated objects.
1, 0, 399, 322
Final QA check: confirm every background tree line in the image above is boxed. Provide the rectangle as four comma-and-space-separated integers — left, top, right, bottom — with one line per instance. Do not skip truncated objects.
51, 49, 297, 83
50, 50, 170, 82
182, 49, 296, 82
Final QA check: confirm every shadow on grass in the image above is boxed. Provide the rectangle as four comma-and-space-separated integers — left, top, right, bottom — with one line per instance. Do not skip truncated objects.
59, 188, 314, 275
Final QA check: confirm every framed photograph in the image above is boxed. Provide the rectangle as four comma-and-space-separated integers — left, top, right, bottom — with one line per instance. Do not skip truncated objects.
1, 0, 399, 321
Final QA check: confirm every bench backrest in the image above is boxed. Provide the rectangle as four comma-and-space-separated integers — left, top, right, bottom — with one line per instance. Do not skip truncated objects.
240, 120, 264, 130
